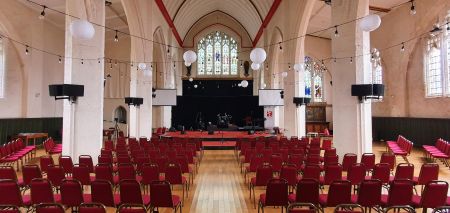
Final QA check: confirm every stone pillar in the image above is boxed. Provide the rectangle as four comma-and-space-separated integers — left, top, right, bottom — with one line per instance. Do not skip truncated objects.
62, 0, 105, 163
331, 0, 372, 157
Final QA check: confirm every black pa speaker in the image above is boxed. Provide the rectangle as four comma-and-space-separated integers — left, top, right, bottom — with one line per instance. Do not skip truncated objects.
124, 97, 143, 106
351, 84, 373, 96
372, 84, 385, 96
293, 97, 311, 105
49, 84, 84, 97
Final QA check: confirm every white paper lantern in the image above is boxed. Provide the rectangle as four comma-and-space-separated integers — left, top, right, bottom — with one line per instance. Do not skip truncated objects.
262, 83, 267, 89
251, 63, 260, 70
70, 19, 95, 40
189, 77, 194, 82
294, 63, 304, 72
241, 80, 249, 88
183, 50, 197, 63
143, 69, 152, 77
194, 84, 198, 88
250, 48, 267, 64
184, 61, 192, 67
138, 63, 147, 70
238, 83, 242, 87
359, 14, 381, 32
282, 72, 288, 78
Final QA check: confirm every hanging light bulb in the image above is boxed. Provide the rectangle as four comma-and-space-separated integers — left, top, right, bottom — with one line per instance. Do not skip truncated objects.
58, 56, 62, 64
400, 42, 405, 52
410, 0, 416, 15
447, 22, 450, 31
98, 58, 101, 64
114, 30, 119, 42
334, 26, 339, 37
115, 60, 118, 66
350, 57, 353, 63
25, 45, 29, 55
334, 58, 337, 63
167, 46, 171, 56
110, 63, 113, 70
81, 59, 84, 64
279, 42, 282, 51
189, 77, 193, 82
39, 6, 46, 20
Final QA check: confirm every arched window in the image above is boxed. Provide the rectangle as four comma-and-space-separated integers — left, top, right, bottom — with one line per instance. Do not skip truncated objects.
114, 106, 127, 124
197, 31, 238, 76
0, 37, 4, 98
371, 48, 383, 84
304, 56, 326, 102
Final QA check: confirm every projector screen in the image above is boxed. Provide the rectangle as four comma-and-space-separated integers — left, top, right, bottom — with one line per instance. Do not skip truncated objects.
259, 89, 284, 106
153, 89, 177, 106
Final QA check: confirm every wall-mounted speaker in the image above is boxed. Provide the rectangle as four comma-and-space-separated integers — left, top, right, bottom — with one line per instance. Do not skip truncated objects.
372, 84, 385, 96
351, 84, 385, 102
124, 97, 143, 106
293, 97, 311, 106
49, 84, 84, 103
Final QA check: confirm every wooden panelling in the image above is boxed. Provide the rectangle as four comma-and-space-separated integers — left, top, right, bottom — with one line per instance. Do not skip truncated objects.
0, 117, 62, 145
372, 117, 450, 147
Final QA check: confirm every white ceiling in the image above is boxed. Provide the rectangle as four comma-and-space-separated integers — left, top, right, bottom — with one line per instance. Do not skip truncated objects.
163, 0, 274, 40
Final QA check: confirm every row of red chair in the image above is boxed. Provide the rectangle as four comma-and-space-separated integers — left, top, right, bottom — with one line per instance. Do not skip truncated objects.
0, 203, 150, 213
387, 135, 413, 163
0, 138, 35, 171
0, 178, 182, 212
43, 138, 62, 156
423, 138, 449, 168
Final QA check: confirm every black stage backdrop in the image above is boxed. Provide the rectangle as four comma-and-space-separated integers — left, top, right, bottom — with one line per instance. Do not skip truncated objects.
171, 80, 263, 129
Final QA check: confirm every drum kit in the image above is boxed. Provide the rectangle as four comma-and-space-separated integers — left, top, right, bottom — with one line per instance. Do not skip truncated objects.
217, 113, 232, 128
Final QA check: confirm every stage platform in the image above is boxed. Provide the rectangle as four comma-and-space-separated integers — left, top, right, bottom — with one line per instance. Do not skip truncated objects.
202, 141, 236, 150
161, 131, 275, 141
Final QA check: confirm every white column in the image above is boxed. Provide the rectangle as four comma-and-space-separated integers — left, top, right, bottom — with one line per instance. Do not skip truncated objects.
62, 0, 105, 163
331, 0, 372, 157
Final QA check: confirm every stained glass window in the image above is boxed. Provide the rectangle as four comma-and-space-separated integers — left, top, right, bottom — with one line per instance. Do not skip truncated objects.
371, 48, 383, 85
197, 31, 238, 76
304, 56, 326, 102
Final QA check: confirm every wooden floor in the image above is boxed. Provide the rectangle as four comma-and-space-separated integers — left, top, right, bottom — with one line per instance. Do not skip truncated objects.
17, 142, 450, 213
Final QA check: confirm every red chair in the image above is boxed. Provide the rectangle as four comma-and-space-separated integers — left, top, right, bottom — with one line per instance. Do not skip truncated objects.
59, 156, 74, 175
360, 153, 375, 174
413, 163, 439, 193
343, 163, 366, 192
320, 164, 343, 186
22, 164, 42, 188
140, 163, 164, 193
117, 155, 132, 165
165, 163, 188, 200
39, 156, 54, 174
367, 163, 391, 185
46, 165, 65, 191
280, 164, 299, 192
381, 179, 414, 208
288, 154, 304, 171
60, 179, 91, 210
149, 181, 182, 213
0, 205, 20, 213
79, 155, 94, 173
117, 204, 147, 213
0, 179, 29, 208
94, 164, 118, 186
288, 203, 320, 213
176, 155, 194, 185
411, 180, 448, 212
352, 179, 382, 210
244, 154, 264, 183
380, 153, 396, 171
119, 179, 150, 208
72, 164, 94, 186
78, 203, 107, 213
90, 180, 120, 207
134, 156, 150, 174
0, 166, 23, 189
390, 163, 414, 182
321, 140, 332, 150
118, 163, 139, 182
289, 179, 320, 206
250, 164, 273, 207
30, 178, 61, 205
270, 154, 283, 174
258, 178, 289, 212
334, 204, 365, 213
323, 155, 339, 168
384, 205, 415, 213
342, 153, 357, 172
319, 180, 352, 209
35, 203, 65, 213
299, 164, 321, 182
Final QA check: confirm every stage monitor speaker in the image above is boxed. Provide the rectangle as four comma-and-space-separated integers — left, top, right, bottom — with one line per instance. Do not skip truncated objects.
351, 84, 373, 97
293, 97, 311, 106
49, 84, 84, 97
372, 84, 385, 96
124, 97, 143, 106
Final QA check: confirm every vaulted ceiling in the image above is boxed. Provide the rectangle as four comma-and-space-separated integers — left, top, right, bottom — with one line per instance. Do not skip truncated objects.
162, 0, 274, 40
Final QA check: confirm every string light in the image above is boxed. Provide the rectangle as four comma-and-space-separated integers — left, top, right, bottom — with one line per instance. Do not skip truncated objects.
81, 59, 84, 64
98, 58, 101, 63
401, 42, 405, 52
410, 0, 416, 15
39, 6, 46, 20
110, 63, 113, 69
447, 22, 450, 31
115, 60, 118, 66
58, 56, 62, 64
334, 25, 339, 37
334, 58, 337, 63
350, 57, 353, 63
25, 45, 29, 55
167, 46, 170, 56
114, 30, 119, 42
279, 42, 282, 51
